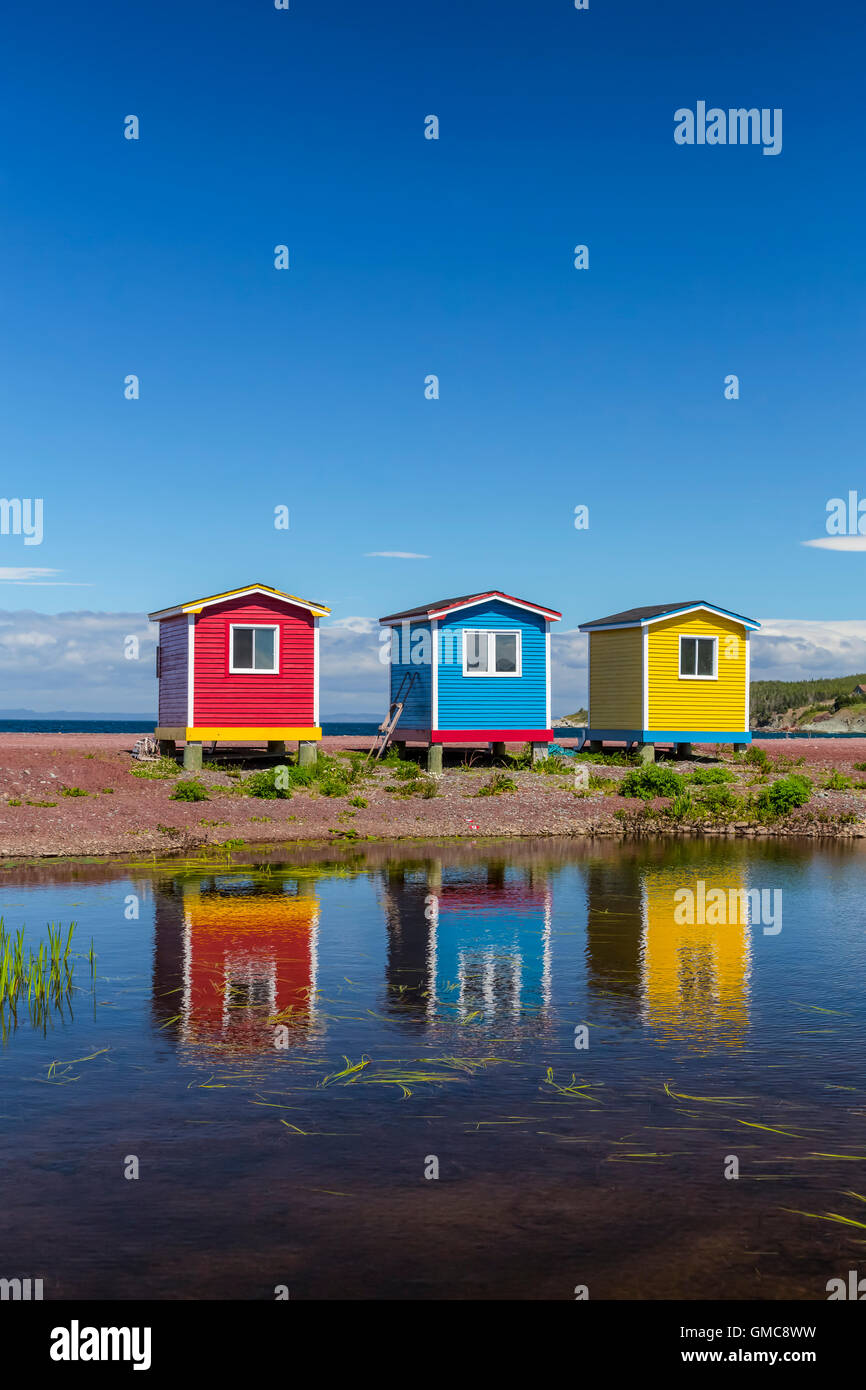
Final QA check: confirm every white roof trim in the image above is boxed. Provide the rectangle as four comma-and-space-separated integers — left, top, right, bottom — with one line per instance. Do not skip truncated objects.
579, 604, 760, 633
427, 596, 561, 622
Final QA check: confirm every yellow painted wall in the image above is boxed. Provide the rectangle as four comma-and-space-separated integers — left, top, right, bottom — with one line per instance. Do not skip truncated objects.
589, 627, 643, 728
647, 611, 747, 732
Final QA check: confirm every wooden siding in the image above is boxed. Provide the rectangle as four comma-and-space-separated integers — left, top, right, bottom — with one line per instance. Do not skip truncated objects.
437, 600, 547, 731
158, 615, 189, 726
389, 621, 433, 730
192, 595, 315, 726
589, 628, 643, 728
647, 611, 747, 732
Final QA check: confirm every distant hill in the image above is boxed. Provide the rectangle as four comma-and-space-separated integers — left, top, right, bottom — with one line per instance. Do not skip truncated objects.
751, 675, 866, 729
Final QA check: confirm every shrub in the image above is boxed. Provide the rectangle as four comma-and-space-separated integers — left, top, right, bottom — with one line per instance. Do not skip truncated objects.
693, 784, 739, 816
350, 795, 368, 808
755, 774, 812, 820
744, 746, 770, 771
60, 785, 88, 797
170, 779, 210, 802
241, 769, 293, 799
619, 764, 686, 800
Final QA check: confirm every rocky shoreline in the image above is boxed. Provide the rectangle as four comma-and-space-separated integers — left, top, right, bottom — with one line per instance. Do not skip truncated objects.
1, 733, 866, 859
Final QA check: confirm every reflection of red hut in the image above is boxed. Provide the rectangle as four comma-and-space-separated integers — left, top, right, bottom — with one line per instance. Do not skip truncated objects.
181, 882, 319, 1053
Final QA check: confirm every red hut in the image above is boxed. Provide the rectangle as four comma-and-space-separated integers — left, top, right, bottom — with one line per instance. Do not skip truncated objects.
148, 583, 330, 767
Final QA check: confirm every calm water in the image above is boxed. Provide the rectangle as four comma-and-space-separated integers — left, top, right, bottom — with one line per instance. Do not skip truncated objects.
1, 838, 865, 1300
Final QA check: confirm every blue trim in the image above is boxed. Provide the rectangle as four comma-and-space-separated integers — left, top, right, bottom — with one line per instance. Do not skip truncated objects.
585, 729, 752, 743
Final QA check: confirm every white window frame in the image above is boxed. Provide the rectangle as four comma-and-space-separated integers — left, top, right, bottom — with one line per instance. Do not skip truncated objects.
462, 629, 522, 678
229, 623, 280, 674
678, 633, 717, 681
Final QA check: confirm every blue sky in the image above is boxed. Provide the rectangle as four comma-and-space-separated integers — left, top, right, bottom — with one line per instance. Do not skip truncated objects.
0, 0, 864, 712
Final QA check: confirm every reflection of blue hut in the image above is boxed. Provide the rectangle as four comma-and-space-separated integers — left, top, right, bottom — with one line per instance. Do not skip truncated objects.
381, 864, 552, 1022
428, 867, 552, 1020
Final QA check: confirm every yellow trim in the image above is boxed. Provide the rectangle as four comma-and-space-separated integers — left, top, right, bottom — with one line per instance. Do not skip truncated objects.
186, 726, 322, 740
182, 584, 330, 616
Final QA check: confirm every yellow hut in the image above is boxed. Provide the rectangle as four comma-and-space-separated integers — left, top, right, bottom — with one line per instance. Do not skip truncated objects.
578, 601, 760, 759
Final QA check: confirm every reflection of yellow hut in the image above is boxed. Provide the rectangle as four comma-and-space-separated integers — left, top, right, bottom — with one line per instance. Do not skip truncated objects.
640, 866, 751, 1048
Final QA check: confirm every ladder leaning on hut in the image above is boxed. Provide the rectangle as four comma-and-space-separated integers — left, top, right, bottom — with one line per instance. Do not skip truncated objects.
368, 670, 419, 761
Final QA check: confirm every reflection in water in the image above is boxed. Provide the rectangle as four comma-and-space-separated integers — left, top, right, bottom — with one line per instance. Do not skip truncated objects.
639, 865, 751, 1050
2, 838, 865, 1300
381, 860, 552, 1027
153, 876, 319, 1055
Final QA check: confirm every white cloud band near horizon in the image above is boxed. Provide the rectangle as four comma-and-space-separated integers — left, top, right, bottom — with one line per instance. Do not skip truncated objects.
0, 610, 864, 716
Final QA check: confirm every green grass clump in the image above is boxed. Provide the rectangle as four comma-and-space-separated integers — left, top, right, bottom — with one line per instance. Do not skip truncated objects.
60, 785, 88, 797
131, 757, 180, 780
350, 796, 368, 808
170, 778, 210, 802
822, 769, 852, 791
0, 919, 82, 1029
619, 764, 686, 800
688, 766, 734, 785
744, 745, 771, 772
588, 772, 619, 793
476, 772, 517, 797
755, 774, 812, 820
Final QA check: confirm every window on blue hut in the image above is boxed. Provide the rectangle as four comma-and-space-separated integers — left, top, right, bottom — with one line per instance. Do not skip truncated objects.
679, 635, 716, 679
230, 624, 279, 673
463, 630, 522, 677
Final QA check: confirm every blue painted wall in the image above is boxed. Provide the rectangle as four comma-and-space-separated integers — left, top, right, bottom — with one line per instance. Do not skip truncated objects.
437, 599, 548, 731
389, 620, 433, 730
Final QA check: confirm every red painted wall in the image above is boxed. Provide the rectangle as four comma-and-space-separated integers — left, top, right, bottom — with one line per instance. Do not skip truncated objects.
192, 594, 315, 725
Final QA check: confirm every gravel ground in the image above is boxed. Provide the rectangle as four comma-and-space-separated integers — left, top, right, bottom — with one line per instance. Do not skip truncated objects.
0, 734, 865, 858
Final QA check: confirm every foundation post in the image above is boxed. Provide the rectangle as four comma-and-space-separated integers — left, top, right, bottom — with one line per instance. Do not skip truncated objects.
636, 743, 656, 764
588, 740, 604, 754
426, 743, 443, 776
531, 742, 549, 764
491, 741, 507, 758
298, 741, 318, 768
267, 740, 287, 755
676, 742, 692, 759
158, 739, 177, 758
183, 741, 203, 771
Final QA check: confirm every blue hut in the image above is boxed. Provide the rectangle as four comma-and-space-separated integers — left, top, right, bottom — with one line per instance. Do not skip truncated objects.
377, 590, 562, 770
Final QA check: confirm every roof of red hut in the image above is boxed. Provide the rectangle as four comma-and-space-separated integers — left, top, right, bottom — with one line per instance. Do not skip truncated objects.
148, 583, 330, 622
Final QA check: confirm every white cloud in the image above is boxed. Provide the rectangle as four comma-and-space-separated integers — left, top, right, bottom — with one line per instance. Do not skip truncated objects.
0, 609, 861, 717
0, 610, 157, 712
751, 619, 866, 681
801, 538, 866, 551
0, 567, 91, 584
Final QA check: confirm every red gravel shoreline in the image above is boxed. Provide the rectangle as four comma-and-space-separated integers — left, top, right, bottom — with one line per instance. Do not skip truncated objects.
1, 734, 865, 859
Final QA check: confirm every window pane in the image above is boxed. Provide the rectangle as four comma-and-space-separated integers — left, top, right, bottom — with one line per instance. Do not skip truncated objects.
696, 638, 714, 676
680, 638, 696, 675
495, 633, 517, 672
466, 632, 488, 671
254, 627, 276, 670
233, 628, 254, 669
